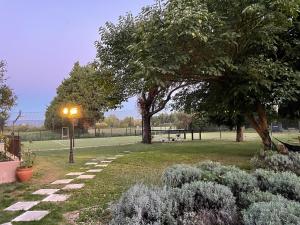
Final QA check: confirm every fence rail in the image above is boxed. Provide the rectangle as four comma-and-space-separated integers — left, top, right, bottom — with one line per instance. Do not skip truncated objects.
3, 121, 300, 143
0, 136, 21, 161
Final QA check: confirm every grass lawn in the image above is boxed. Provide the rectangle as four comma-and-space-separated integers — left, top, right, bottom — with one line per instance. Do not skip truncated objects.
0, 139, 260, 225
0, 131, 298, 224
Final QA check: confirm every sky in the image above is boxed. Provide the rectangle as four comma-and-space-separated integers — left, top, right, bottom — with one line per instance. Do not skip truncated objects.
0, 0, 154, 121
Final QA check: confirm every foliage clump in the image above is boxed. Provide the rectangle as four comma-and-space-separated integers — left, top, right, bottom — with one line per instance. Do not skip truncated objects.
162, 164, 202, 188
254, 169, 300, 201
242, 201, 300, 225
110, 160, 300, 225
110, 184, 174, 225
251, 152, 300, 175
178, 181, 238, 225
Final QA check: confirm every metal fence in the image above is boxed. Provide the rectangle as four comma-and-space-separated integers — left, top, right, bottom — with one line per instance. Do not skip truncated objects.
3, 119, 299, 142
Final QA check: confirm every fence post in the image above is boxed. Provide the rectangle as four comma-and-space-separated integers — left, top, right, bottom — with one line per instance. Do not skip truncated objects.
111, 128, 113, 137
199, 129, 202, 140
40, 130, 42, 141
168, 130, 170, 141
184, 130, 186, 139
219, 126, 222, 139
191, 130, 194, 140
126, 128, 128, 136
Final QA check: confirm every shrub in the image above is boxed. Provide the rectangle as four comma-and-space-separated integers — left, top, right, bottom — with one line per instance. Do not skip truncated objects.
239, 190, 285, 209
178, 181, 238, 225
221, 170, 258, 196
196, 161, 241, 182
243, 200, 300, 225
289, 152, 300, 175
251, 152, 300, 175
162, 165, 202, 188
254, 169, 300, 201
110, 184, 175, 225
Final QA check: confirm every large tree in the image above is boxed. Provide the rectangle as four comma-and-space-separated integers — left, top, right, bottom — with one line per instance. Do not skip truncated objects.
96, 8, 190, 144
0, 61, 17, 133
174, 83, 246, 142
123, 0, 300, 149
45, 62, 122, 130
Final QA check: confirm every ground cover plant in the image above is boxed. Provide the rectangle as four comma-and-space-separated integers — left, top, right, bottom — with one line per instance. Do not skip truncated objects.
110, 159, 300, 225
0, 139, 259, 225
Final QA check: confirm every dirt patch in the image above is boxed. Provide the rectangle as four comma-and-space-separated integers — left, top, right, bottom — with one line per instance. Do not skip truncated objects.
64, 210, 80, 225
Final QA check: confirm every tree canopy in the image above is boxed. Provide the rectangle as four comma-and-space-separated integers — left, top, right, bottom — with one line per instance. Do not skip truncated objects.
45, 62, 123, 130
95, 0, 299, 148
120, 0, 300, 148
0, 61, 17, 132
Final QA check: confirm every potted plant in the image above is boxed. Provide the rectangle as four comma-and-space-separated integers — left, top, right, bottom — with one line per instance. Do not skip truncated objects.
16, 148, 36, 182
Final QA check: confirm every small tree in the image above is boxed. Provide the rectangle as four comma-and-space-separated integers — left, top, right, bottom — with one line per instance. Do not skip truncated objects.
0, 61, 16, 133
45, 62, 122, 130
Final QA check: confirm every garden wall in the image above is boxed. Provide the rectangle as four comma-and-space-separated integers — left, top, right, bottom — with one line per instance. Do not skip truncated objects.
0, 160, 20, 184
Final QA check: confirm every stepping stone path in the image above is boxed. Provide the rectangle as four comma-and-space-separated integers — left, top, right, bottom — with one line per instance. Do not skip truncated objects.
42, 194, 70, 202
66, 172, 85, 176
77, 174, 95, 179
62, 183, 85, 190
87, 169, 103, 173
12, 211, 50, 222
4, 201, 40, 211
33, 189, 59, 195
95, 164, 108, 167
1, 152, 131, 224
51, 179, 74, 184
85, 162, 98, 165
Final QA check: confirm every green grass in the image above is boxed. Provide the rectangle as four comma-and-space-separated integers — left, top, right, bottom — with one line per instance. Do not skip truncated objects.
22, 131, 300, 152
0, 131, 299, 224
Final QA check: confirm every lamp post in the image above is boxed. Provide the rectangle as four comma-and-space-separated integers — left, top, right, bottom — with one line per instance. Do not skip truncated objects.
61, 106, 81, 163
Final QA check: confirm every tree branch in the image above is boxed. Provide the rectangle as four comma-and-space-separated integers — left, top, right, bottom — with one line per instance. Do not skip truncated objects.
149, 83, 189, 116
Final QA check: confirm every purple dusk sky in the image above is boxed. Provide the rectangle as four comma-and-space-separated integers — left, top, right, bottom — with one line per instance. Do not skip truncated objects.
0, 0, 153, 121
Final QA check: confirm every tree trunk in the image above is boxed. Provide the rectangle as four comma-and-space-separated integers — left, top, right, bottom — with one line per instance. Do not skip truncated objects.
142, 114, 152, 144
246, 103, 272, 150
236, 124, 244, 142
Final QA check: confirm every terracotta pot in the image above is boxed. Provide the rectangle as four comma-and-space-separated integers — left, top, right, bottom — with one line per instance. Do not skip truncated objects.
16, 167, 33, 182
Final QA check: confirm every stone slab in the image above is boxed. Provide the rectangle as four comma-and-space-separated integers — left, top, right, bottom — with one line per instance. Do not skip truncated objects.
12, 210, 50, 222
51, 179, 73, 184
95, 164, 108, 167
87, 169, 102, 173
66, 172, 85, 176
1, 222, 13, 225
76, 175, 95, 179
101, 160, 112, 163
85, 162, 97, 165
42, 194, 70, 202
62, 183, 85, 190
4, 201, 40, 211
33, 189, 59, 195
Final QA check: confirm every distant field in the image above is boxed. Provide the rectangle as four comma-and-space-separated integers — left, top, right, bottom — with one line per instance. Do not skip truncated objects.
22, 131, 299, 152
23, 136, 141, 151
